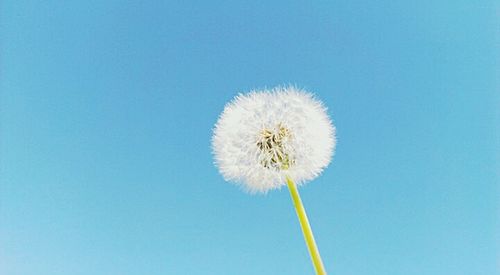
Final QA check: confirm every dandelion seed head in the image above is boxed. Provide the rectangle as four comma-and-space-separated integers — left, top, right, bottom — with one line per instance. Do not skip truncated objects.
212, 86, 336, 193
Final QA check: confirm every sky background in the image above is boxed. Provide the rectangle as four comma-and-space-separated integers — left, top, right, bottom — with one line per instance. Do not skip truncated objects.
1, 1, 499, 275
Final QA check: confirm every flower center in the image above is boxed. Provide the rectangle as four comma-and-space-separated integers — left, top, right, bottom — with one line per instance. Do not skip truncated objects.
256, 124, 295, 171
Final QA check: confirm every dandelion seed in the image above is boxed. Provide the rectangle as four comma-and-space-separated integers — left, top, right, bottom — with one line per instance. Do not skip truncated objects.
212, 86, 335, 193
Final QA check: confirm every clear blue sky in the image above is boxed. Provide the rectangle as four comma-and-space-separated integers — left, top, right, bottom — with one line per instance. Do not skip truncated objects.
1, 1, 498, 274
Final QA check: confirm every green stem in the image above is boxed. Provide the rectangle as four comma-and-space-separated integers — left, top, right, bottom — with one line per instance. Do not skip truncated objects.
286, 175, 327, 275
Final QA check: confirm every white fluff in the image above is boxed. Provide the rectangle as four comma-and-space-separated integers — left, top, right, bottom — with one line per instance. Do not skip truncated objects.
212, 86, 336, 193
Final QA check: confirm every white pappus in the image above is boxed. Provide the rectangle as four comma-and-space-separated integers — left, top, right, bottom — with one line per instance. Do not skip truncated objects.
212, 86, 336, 193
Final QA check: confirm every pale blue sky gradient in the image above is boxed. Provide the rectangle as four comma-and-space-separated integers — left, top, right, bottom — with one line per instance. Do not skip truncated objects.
1, 1, 499, 275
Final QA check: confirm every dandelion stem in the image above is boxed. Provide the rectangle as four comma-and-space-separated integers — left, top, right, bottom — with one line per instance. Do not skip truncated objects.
286, 175, 327, 275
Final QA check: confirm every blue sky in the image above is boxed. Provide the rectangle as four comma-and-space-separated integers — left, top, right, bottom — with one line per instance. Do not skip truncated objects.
1, 1, 499, 274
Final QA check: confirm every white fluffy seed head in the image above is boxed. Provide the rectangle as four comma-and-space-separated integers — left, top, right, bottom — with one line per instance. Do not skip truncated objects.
212, 86, 336, 193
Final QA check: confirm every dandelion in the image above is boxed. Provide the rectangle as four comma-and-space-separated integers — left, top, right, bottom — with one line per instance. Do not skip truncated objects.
212, 86, 336, 275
